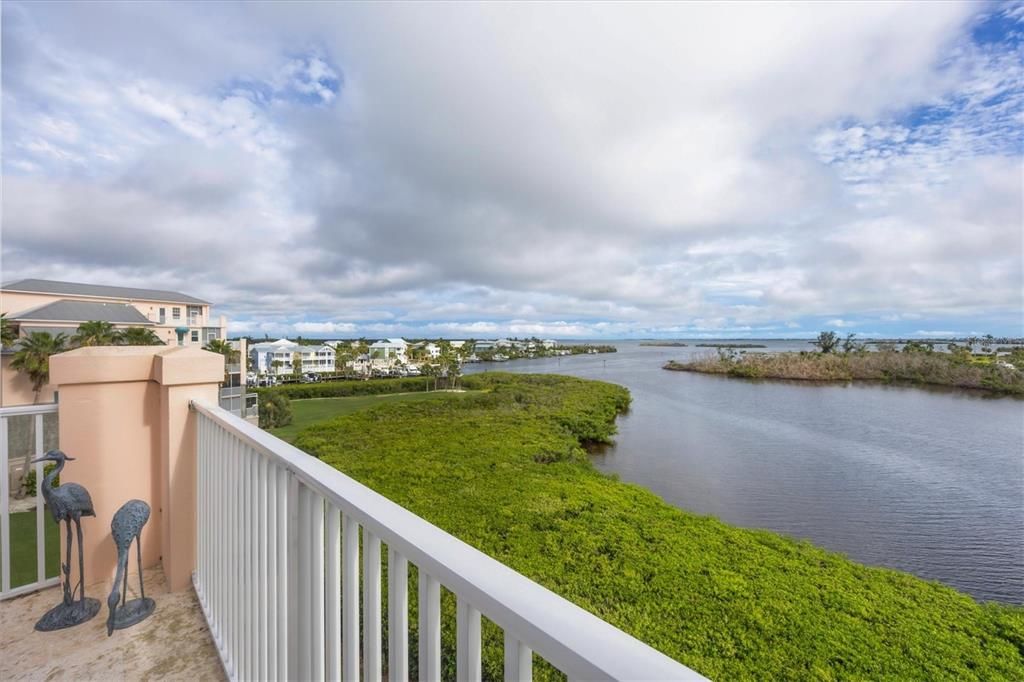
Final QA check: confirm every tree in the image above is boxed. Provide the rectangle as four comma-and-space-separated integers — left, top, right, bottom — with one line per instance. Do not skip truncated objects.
10, 331, 68, 497
291, 351, 303, 379
0, 313, 17, 348
11, 331, 68, 402
116, 327, 164, 345
841, 333, 862, 354
814, 331, 840, 354
204, 338, 239, 363
71, 320, 116, 347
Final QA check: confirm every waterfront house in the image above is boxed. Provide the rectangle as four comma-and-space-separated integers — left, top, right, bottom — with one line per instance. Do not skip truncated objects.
249, 338, 336, 376
368, 338, 408, 366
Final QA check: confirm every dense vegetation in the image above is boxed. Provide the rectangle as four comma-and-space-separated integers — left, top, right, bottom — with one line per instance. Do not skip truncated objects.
666, 348, 1024, 395
290, 373, 1024, 680
255, 376, 440, 401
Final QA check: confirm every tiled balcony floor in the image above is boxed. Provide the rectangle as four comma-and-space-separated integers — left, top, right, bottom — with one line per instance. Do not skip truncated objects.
0, 567, 223, 681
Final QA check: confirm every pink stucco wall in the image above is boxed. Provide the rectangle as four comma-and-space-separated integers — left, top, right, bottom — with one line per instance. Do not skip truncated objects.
49, 346, 224, 592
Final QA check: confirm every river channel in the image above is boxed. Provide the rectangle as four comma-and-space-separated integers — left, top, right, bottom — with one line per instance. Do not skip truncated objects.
466, 340, 1024, 604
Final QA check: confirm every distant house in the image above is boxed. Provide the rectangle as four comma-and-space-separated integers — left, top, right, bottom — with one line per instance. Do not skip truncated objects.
1, 278, 227, 346
449, 340, 466, 350
541, 339, 558, 349
250, 339, 336, 376
423, 342, 441, 359
368, 338, 408, 365
474, 340, 496, 352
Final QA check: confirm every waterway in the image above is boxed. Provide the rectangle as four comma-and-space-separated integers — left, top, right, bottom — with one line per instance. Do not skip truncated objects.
465, 340, 1024, 604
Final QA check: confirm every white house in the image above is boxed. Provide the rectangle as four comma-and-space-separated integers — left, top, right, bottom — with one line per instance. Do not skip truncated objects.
368, 338, 408, 366
423, 342, 441, 359
250, 338, 336, 376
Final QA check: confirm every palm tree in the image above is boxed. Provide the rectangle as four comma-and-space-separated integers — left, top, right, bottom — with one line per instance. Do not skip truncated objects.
11, 332, 68, 402
115, 327, 164, 345
10, 331, 68, 497
72, 320, 117, 347
0, 313, 17, 348
203, 338, 239, 362
204, 339, 239, 384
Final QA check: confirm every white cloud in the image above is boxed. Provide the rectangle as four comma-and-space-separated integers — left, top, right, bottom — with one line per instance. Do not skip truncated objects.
1, 1, 1020, 337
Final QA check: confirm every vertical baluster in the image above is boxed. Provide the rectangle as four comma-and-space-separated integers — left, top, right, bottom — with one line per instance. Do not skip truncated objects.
278, 467, 290, 680
342, 514, 359, 681
197, 417, 205, 591
326, 505, 342, 680
503, 633, 533, 682
1, 417, 10, 595
418, 573, 440, 682
457, 598, 482, 682
34, 413, 44, 586
297, 486, 312, 681
311, 493, 326, 680
286, 472, 299, 680
244, 446, 254, 680
218, 425, 227, 653
267, 460, 278, 681
198, 418, 205, 589
257, 454, 268, 680
363, 530, 382, 682
387, 549, 409, 682
231, 433, 241, 677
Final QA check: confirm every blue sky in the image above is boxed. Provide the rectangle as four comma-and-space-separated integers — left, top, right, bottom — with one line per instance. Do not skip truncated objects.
2, 2, 1021, 339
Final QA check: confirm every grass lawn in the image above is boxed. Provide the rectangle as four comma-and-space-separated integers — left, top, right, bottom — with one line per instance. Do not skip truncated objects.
292, 373, 1024, 681
270, 390, 479, 443
9, 508, 60, 588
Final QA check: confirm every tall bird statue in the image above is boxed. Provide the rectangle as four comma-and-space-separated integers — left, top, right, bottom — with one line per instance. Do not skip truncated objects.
31, 449, 100, 630
106, 499, 155, 635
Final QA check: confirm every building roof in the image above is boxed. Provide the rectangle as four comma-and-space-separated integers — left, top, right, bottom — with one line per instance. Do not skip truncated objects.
7, 300, 154, 325
1, 278, 209, 305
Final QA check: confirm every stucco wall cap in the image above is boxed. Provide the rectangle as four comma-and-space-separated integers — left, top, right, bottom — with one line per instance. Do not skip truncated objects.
50, 346, 163, 385
153, 346, 224, 386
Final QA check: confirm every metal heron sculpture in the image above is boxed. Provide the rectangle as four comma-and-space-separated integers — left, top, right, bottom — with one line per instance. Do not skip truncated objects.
31, 449, 100, 630
106, 499, 155, 635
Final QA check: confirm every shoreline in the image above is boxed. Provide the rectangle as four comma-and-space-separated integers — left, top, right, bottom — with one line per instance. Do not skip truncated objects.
663, 351, 1024, 396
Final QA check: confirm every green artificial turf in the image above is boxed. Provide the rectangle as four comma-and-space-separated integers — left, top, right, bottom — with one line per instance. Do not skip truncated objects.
270, 390, 478, 443
9, 508, 60, 588
290, 373, 1023, 681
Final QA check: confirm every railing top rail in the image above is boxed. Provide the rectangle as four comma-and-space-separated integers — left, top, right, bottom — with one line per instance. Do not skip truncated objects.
191, 400, 706, 681
0, 403, 59, 417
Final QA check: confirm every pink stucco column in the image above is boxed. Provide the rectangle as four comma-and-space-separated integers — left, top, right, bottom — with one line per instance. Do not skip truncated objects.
50, 345, 223, 593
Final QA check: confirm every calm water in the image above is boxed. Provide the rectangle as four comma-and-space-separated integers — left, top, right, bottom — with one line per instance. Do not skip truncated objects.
466, 341, 1024, 604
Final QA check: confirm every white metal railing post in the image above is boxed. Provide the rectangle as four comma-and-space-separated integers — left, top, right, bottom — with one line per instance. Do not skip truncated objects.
363, 529, 382, 681
387, 548, 409, 682
342, 513, 359, 681
326, 504, 342, 680
34, 414, 45, 585
311, 492, 326, 680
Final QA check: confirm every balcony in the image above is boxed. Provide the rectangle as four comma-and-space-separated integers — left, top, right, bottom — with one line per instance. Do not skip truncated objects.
0, 346, 705, 681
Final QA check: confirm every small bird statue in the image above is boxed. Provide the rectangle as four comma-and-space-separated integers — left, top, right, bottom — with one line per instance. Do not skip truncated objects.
106, 499, 155, 635
31, 449, 100, 630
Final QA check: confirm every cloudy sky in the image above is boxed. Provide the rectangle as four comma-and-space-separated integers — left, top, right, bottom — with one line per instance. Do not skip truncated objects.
2, 2, 1021, 339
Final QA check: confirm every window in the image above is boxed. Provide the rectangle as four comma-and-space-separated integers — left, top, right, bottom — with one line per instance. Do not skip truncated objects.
159, 307, 166, 323
172, 307, 181, 320
191, 331, 199, 342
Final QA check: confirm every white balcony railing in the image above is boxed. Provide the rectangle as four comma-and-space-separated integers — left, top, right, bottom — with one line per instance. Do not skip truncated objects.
191, 401, 706, 681
0, 403, 61, 601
